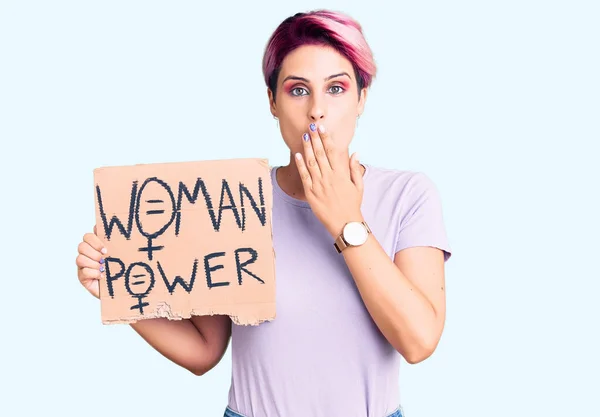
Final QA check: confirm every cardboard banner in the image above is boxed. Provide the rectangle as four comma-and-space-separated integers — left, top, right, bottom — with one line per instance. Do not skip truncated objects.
93, 158, 276, 326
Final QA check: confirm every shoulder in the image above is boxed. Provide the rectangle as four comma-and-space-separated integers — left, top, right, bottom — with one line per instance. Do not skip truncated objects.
366, 166, 452, 260
364, 164, 446, 226
364, 164, 439, 197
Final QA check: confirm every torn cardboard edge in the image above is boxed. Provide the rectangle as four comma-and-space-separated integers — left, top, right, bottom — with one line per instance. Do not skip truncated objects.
101, 301, 277, 326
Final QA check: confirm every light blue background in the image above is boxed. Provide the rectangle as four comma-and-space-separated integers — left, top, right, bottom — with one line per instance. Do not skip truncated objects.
1, 1, 598, 416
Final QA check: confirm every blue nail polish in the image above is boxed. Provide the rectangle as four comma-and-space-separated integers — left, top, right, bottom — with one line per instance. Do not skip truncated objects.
309, 123, 316, 131
303, 133, 310, 141
100, 258, 105, 264
100, 265, 105, 272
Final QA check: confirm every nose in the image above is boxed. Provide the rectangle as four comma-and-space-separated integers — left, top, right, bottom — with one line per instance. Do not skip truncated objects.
308, 95, 325, 122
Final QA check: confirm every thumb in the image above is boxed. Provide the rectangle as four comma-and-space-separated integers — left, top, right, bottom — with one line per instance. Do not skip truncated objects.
350, 153, 363, 191
94, 225, 97, 236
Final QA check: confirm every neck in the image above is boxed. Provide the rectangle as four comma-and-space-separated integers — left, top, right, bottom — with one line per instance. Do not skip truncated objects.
276, 153, 366, 202
276, 156, 306, 200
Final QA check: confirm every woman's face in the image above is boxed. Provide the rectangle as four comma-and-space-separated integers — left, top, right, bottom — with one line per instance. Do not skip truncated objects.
269, 44, 367, 155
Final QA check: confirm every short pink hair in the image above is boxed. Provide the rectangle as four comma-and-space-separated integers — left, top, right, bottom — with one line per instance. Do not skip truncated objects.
262, 10, 377, 98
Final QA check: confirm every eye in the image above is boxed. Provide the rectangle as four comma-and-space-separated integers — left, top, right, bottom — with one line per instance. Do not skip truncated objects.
328, 85, 345, 95
290, 87, 308, 96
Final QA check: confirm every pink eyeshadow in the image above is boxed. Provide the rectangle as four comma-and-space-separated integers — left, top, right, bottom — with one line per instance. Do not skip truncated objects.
336, 79, 351, 90
282, 81, 298, 92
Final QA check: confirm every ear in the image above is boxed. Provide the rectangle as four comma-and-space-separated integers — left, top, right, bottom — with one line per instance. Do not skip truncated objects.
268, 88, 277, 118
357, 87, 368, 116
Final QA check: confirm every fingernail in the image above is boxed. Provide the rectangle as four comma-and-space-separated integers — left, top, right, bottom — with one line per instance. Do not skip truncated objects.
101, 248, 107, 254
100, 265, 105, 272
303, 133, 310, 141
309, 123, 316, 132
100, 258, 105, 264
318, 124, 325, 133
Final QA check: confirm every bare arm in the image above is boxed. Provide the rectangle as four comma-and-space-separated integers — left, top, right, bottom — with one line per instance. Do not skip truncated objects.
130, 314, 231, 376
342, 238, 446, 364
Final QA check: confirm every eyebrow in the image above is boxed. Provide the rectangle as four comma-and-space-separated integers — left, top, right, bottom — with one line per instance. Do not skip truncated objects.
281, 72, 352, 85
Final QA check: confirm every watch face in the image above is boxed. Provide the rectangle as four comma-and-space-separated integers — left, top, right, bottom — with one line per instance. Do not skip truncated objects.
343, 222, 368, 246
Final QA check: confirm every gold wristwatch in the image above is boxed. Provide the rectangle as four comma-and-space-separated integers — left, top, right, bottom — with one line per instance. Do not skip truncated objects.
333, 221, 371, 253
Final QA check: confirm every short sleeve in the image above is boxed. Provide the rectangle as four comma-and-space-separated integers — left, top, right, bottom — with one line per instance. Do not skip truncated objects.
394, 172, 452, 261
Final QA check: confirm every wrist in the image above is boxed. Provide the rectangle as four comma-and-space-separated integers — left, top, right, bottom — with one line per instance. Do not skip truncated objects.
328, 214, 365, 239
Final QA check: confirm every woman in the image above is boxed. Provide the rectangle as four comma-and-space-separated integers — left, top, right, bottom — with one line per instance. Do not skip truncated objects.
76, 9, 452, 417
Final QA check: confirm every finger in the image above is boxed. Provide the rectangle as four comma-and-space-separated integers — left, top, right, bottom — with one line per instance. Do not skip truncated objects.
78, 240, 104, 263
294, 152, 313, 191
83, 231, 108, 256
93, 225, 97, 235
308, 123, 332, 174
317, 124, 342, 171
76, 253, 104, 271
350, 153, 364, 192
79, 266, 101, 281
320, 124, 350, 177
302, 131, 321, 180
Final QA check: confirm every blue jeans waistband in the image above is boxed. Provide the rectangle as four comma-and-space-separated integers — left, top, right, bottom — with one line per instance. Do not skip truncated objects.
223, 405, 404, 417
